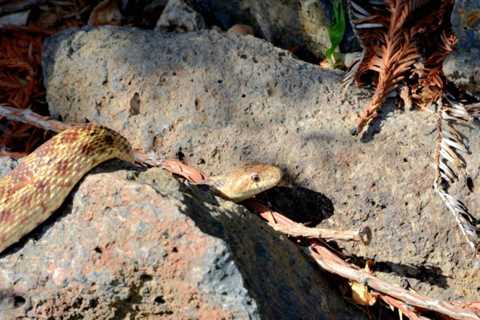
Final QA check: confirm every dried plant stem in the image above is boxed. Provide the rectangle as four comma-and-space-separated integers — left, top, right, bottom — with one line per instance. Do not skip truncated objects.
309, 243, 480, 320
243, 200, 372, 244
0, 104, 69, 132
354, 87, 386, 134
352, 0, 420, 134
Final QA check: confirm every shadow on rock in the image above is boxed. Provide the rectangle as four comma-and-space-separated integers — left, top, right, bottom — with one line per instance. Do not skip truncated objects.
256, 186, 334, 225
176, 182, 363, 320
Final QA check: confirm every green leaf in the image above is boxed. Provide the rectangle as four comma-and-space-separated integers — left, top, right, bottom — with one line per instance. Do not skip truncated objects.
326, 0, 346, 65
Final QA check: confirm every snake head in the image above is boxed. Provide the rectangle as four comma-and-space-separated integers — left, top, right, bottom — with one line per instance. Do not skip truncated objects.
207, 164, 283, 202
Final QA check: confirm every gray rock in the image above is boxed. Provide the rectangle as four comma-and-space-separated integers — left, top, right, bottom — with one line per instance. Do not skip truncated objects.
156, 0, 206, 32
0, 157, 16, 177
443, 0, 480, 95
42, 27, 480, 301
192, 0, 334, 58
0, 159, 359, 319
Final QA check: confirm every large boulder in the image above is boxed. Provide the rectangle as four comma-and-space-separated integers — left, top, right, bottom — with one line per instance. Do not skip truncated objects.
0, 160, 359, 319
42, 27, 480, 301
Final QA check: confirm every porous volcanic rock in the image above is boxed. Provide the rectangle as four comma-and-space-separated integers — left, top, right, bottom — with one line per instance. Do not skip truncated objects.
443, 0, 480, 95
0, 161, 358, 319
42, 27, 480, 301
190, 0, 336, 59
156, 0, 206, 32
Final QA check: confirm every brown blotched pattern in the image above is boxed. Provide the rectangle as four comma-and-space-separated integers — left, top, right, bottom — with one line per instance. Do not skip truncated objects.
0, 125, 134, 253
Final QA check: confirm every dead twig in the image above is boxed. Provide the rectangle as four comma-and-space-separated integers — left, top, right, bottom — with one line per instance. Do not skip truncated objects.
161, 159, 209, 183
243, 199, 372, 244
309, 243, 480, 320
0, 104, 70, 132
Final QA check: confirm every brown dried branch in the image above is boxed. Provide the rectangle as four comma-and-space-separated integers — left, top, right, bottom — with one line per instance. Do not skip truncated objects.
343, 0, 387, 90
0, 104, 70, 132
243, 200, 372, 244
309, 243, 480, 320
354, 31, 419, 134
348, 0, 422, 135
346, 0, 454, 132
411, 31, 456, 109
160, 159, 209, 183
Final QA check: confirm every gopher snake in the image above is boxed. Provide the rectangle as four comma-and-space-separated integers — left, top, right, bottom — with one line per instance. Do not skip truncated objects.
0, 124, 282, 254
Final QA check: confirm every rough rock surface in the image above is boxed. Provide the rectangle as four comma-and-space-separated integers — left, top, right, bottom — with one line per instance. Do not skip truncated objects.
191, 0, 334, 59
0, 160, 358, 319
443, 0, 480, 95
42, 27, 480, 301
156, 0, 206, 32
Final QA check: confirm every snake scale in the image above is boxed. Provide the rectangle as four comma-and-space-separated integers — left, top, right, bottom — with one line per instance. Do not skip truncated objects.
0, 124, 282, 254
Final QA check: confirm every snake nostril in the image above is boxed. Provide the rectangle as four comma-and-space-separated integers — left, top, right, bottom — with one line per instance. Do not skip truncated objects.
251, 173, 260, 183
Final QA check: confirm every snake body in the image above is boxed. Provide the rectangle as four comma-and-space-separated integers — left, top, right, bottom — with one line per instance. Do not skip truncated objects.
0, 124, 282, 254
0, 124, 134, 253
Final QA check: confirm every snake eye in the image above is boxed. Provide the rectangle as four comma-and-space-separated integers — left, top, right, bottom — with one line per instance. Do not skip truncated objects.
251, 173, 261, 183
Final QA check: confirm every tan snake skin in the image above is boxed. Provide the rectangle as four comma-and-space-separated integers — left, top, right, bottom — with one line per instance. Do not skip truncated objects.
0, 124, 134, 253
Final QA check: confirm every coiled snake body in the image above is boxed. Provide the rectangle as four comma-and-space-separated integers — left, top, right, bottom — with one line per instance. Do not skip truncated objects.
0, 124, 281, 254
